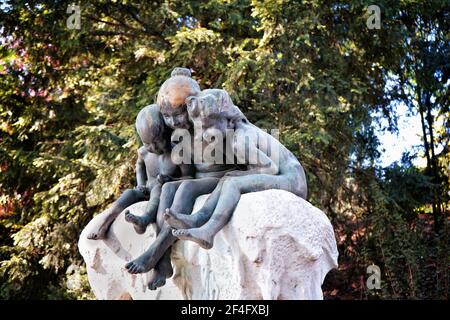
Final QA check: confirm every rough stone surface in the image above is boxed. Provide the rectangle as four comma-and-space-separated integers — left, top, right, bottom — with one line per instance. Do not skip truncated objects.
78, 189, 338, 300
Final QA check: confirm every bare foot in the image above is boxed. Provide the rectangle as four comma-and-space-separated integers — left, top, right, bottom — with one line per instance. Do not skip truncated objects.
148, 273, 166, 290
86, 225, 109, 240
125, 251, 158, 274
148, 271, 167, 290
163, 208, 194, 229
148, 247, 173, 290
124, 210, 147, 234
172, 228, 214, 249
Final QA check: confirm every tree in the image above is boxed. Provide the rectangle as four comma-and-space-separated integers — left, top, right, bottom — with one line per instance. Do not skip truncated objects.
0, 0, 448, 299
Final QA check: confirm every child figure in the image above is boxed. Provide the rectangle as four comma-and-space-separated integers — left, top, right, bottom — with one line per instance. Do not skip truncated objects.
124, 73, 244, 278
86, 104, 193, 240
166, 89, 308, 249
87, 103, 193, 289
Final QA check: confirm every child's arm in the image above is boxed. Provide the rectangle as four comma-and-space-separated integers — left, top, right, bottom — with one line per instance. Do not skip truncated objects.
135, 148, 148, 191
174, 164, 196, 180
141, 161, 193, 223
228, 131, 279, 176
141, 182, 162, 223
157, 164, 195, 183
125, 180, 161, 229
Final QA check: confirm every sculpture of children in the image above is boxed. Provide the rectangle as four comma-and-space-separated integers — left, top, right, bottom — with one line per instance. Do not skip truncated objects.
86, 104, 193, 240
166, 89, 308, 249
124, 70, 243, 278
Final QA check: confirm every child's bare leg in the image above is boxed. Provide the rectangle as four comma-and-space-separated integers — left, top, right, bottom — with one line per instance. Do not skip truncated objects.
173, 175, 286, 248
173, 178, 238, 249
125, 184, 162, 234
147, 211, 172, 289
165, 179, 225, 229
87, 188, 147, 240
148, 247, 173, 290
145, 220, 174, 290
125, 181, 182, 274
143, 179, 218, 286
164, 178, 220, 229
125, 224, 175, 274
155, 181, 183, 229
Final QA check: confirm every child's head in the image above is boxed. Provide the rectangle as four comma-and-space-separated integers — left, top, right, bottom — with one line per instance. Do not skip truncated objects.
135, 104, 170, 154
157, 67, 201, 130
186, 89, 246, 141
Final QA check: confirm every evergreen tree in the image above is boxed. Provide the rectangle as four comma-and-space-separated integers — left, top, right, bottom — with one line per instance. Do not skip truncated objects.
0, 0, 448, 299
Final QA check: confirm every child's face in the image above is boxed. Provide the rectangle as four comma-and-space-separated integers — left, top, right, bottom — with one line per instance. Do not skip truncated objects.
161, 105, 191, 130
187, 94, 228, 142
158, 75, 200, 130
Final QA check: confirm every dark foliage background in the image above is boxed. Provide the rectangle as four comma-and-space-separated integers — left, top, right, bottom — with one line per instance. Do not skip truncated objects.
0, 0, 448, 299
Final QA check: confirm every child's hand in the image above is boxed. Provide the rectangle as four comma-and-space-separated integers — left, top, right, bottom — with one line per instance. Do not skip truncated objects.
135, 184, 148, 194
157, 174, 172, 184
224, 170, 246, 177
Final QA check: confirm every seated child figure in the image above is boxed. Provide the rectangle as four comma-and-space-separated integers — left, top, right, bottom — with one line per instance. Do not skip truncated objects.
124, 70, 245, 279
86, 104, 193, 240
167, 89, 308, 249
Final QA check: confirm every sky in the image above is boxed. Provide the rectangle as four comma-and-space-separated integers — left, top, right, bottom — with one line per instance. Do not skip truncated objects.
376, 103, 425, 167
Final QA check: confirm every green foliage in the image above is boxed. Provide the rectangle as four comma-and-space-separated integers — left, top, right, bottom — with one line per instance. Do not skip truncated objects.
0, 0, 448, 299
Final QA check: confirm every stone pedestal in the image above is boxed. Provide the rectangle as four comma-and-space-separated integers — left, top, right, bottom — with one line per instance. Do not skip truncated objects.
79, 190, 338, 300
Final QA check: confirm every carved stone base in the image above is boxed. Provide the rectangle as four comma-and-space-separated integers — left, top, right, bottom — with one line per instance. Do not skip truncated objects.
78, 189, 338, 300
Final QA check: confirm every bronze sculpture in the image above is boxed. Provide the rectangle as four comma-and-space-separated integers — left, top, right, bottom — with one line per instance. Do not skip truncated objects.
86, 104, 192, 240
86, 67, 307, 291
167, 89, 308, 249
